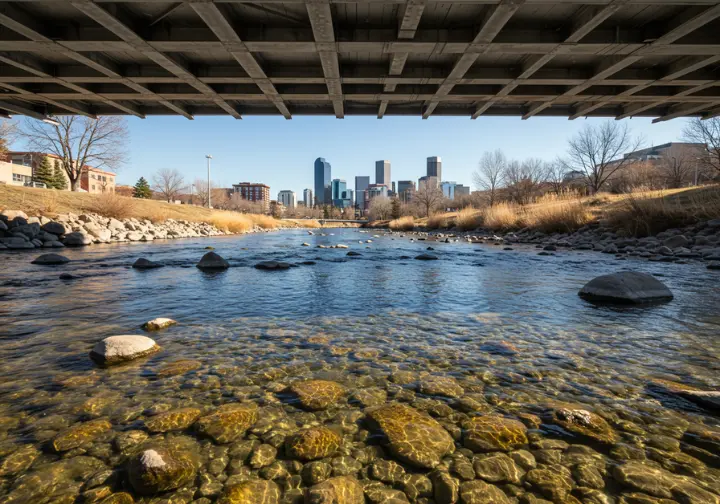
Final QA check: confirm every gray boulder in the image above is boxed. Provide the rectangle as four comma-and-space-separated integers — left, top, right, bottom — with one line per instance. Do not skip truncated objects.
64, 232, 92, 246
708, 262, 720, 270
133, 258, 163, 269
197, 251, 229, 270
0, 220, 7, 231
254, 260, 291, 270
7, 242, 35, 249
127, 232, 142, 241
31, 253, 69, 265
415, 254, 438, 260
42, 222, 67, 236
42, 241, 65, 248
1, 210, 28, 222
90, 335, 160, 365
579, 271, 673, 304
663, 235, 689, 248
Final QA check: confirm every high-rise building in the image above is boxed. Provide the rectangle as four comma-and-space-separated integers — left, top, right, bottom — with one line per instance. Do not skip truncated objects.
278, 190, 296, 208
427, 156, 442, 182
418, 175, 439, 189
455, 185, 470, 198
375, 160, 391, 186
314, 157, 331, 206
441, 181, 457, 199
355, 176, 369, 208
303, 188, 313, 207
397, 180, 415, 202
231, 182, 271, 211
331, 179, 347, 207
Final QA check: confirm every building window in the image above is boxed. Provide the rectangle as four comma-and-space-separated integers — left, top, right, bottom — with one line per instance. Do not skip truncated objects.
12, 173, 23, 182
92, 185, 95, 190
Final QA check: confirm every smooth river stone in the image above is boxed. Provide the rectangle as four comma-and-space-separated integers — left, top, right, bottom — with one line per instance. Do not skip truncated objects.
218, 479, 280, 504
459, 480, 512, 504
286, 380, 346, 410
550, 407, 619, 444
195, 403, 259, 443
127, 445, 197, 495
462, 416, 528, 452
305, 476, 365, 504
578, 271, 673, 304
52, 419, 112, 452
365, 403, 455, 469
89, 335, 160, 366
417, 376, 465, 398
141, 317, 177, 331
196, 251, 230, 269
145, 408, 202, 433
285, 427, 341, 461
613, 461, 719, 503
31, 253, 70, 265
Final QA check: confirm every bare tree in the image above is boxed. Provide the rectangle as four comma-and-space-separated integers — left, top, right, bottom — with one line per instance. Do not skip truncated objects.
683, 117, 720, 178
368, 196, 393, 220
0, 120, 17, 161
505, 157, 545, 204
563, 120, 643, 194
545, 160, 567, 194
658, 144, 703, 188
413, 183, 445, 217
19, 116, 128, 191
152, 168, 186, 202
193, 178, 217, 207
473, 150, 506, 206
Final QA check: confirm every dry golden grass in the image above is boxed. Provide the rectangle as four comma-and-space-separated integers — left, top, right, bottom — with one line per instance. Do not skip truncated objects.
524, 199, 593, 233
454, 207, 481, 231
389, 216, 415, 231
85, 192, 136, 220
0, 184, 305, 231
426, 214, 449, 229
480, 203, 521, 230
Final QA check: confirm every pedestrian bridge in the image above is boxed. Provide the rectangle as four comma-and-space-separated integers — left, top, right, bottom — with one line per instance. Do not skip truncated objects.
0, 0, 718, 122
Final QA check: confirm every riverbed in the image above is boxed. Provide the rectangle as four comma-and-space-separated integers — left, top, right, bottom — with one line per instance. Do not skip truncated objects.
1, 228, 719, 503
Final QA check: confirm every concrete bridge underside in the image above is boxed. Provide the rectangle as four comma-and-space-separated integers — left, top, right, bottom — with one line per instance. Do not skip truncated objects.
0, 0, 719, 122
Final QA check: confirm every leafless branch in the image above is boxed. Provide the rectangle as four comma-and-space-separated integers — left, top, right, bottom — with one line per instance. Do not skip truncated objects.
152, 168, 186, 203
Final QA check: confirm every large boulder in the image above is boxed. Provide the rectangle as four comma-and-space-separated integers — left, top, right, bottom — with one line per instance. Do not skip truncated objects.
462, 416, 528, 452
305, 476, 364, 504
459, 480, 511, 504
549, 407, 618, 444
52, 419, 112, 452
197, 251, 229, 270
195, 403, 259, 443
578, 271, 673, 304
218, 479, 280, 504
415, 254, 438, 261
365, 403, 455, 468
127, 445, 197, 496
31, 253, 70, 265
89, 335, 160, 365
64, 231, 92, 246
286, 380, 346, 410
285, 427, 342, 461
42, 221, 67, 236
132, 258, 163, 269
663, 235, 689, 248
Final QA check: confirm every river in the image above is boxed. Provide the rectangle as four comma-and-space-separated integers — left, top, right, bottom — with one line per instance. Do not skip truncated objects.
0, 228, 719, 503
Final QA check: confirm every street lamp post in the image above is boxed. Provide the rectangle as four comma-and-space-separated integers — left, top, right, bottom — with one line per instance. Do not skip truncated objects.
206, 154, 213, 208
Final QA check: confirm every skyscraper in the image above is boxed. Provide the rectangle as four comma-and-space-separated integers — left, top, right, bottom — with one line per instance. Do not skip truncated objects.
397, 180, 415, 202
303, 188, 313, 207
314, 157, 331, 206
375, 160, 391, 187
355, 176, 369, 208
331, 179, 347, 207
427, 156, 442, 182
278, 190, 296, 208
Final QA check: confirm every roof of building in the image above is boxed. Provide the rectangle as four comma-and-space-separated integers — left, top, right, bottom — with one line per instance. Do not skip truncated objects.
0, 1, 717, 121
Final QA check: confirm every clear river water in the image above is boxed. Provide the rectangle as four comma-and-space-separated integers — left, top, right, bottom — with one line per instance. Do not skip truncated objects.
0, 228, 719, 504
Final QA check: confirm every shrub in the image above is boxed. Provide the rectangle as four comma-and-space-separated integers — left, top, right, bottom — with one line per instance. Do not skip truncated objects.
426, 214, 449, 229
251, 214, 280, 229
41, 189, 59, 215
455, 208, 481, 231
86, 193, 135, 219
481, 203, 522, 230
389, 216, 415, 231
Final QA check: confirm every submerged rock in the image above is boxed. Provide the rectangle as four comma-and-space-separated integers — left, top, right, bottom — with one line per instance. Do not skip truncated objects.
613, 461, 718, 503
550, 407, 618, 444
127, 445, 197, 495
195, 403, 259, 443
462, 416, 528, 452
196, 251, 230, 269
218, 479, 280, 504
286, 380, 346, 410
649, 379, 720, 411
142, 317, 177, 331
0, 444, 41, 477
459, 480, 511, 504
156, 359, 202, 377
579, 271, 673, 304
31, 253, 70, 265
305, 476, 364, 504
145, 407, 202, 433
52, 419, 112, 452
417, 376, 464, 398
365, 403, 454, 468
132, 258, 163, 269
89, 335, 160, 366
255, 260, 291, 270
415, 254, 438, 261
286, 427, 342, 461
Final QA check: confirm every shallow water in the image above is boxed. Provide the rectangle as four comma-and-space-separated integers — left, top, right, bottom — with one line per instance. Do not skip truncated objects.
1, 228, 719, 503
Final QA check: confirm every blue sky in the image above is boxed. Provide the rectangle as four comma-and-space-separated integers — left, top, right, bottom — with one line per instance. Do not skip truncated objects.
16, 115, 689, 196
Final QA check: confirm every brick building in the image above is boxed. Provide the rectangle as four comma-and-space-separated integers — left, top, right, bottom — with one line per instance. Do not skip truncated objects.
231, 182, 270, 211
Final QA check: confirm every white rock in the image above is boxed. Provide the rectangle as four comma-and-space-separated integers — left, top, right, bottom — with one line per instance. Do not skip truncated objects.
142, 318, 177, 331
90, 335, 160, 365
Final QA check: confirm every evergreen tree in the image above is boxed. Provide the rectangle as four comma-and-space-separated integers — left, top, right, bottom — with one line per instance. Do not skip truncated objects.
33, 156, 54, 188
51, 160, 68, 190
133, 177, 152, 198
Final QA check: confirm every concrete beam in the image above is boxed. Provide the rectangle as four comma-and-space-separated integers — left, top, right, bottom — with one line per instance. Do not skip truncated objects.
653, 100, 720, 122
306, 0, 343, 118
0, 100, 54, 121
190, 2, 291, 119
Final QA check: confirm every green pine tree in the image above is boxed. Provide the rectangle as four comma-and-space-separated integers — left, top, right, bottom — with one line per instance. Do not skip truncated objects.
33, 156, 54, 188
133, 177, 152, 199
51, 160, 68, 190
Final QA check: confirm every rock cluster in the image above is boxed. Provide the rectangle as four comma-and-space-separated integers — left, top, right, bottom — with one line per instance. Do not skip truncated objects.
0, 210, 229, 250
